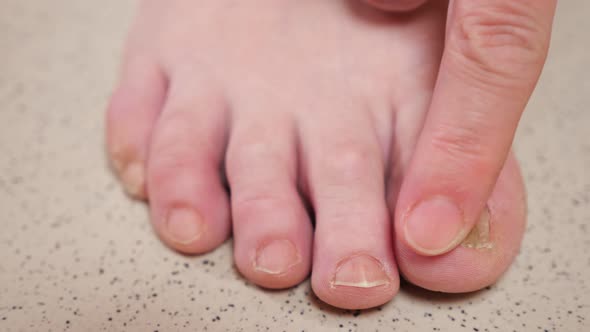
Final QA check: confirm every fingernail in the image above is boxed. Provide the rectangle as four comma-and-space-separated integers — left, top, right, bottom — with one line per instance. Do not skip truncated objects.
462, 206, 493, 249
255, 240, 300, 275
404, 196, 466, 256
166, 208, 204, 245
121, 162, 146, 198
331, 254, 390, 288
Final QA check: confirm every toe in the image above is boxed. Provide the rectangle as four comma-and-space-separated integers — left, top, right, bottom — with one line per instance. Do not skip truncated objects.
395, 154, 527, 292
106, 56, 167, 199
147, 76, 231, 254
227, 108, 312, 289
300, 109, 399, 309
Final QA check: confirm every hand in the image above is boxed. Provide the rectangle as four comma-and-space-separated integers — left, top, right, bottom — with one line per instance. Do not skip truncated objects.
367, 0, 557, 255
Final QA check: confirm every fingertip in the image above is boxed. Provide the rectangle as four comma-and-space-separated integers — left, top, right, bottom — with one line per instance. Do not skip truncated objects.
401, 196, 469, 256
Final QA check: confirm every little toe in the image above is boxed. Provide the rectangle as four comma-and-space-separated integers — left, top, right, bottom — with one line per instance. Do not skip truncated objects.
395, 154, 527, 292
227, 108, 312, 289
300, 110, 399, 309
147, 77, 231, 254
106, 56, 167, 199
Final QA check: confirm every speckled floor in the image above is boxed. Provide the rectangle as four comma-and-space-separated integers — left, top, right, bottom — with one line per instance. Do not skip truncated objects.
1, 1, 589, 331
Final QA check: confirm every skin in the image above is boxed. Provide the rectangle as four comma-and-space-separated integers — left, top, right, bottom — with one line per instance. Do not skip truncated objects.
106, 0, 556, 309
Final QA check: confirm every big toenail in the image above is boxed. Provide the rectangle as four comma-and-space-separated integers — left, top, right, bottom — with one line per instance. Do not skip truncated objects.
331, 254, 390, 288
121, 162, 146, 197
403, 196, 467, 256
462, 206, 493, 249
166, 208, 204, 245
254, 240, 300, 275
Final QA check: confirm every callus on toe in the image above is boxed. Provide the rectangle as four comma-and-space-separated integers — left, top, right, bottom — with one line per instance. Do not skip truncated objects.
120, 162, 147, 198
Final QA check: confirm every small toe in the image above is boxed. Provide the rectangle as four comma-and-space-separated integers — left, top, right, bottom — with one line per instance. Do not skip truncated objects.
300, 110, 400, 309
146, 77, 231, 254
227, 105, 312, 289
106, 56, 167, 199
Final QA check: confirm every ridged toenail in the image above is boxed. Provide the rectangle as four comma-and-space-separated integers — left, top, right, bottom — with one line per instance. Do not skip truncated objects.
121, 162, 146, 197
166, 208, 204, 245
331, 254, 390, 288
462, 206, 493, 249
403, 196, 467, 256
254, 240, 300, 275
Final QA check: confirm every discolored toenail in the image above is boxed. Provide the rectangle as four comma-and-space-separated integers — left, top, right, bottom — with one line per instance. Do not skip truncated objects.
120, 162, 146, 198
254, 240, 300, 275
331, 254, 391, 288
166, 207, 204, 245
462, 206, 493, 250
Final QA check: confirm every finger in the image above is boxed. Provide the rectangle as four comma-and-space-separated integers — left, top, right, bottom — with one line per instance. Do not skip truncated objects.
396, 0, 556, 256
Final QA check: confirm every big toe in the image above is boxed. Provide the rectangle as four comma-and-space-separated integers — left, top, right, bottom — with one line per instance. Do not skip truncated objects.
395, 154, 527, 293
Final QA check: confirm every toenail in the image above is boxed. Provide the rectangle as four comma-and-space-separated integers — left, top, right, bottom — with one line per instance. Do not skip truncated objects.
166, 207, 204, 245
254, 240, 300, 275
403, 196, 467, 256
331, 254, 390, 289
462, 206, 493, 250
121, 162, 146, 197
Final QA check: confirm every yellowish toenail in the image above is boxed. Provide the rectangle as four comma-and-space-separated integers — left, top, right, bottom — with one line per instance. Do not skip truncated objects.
331, 254, 390, 289
121, 162, 146, 197
462, 206, 493, 250
254, 240, 300, 275
166, 208, 204, 245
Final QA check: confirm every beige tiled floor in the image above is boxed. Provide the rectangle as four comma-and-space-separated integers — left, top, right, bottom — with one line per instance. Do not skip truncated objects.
1, 1, 589, 331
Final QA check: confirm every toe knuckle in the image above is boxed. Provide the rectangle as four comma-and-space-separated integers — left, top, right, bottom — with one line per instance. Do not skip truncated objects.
321, 144, 374, 180
229, 139, 271, 168
149, 148, 199, 184
228, 139, 291, 178
232, 192, 289, 218
448, 3, 548, 85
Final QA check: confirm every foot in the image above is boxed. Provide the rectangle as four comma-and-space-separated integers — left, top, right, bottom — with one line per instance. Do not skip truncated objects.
106, 0, 526, 309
